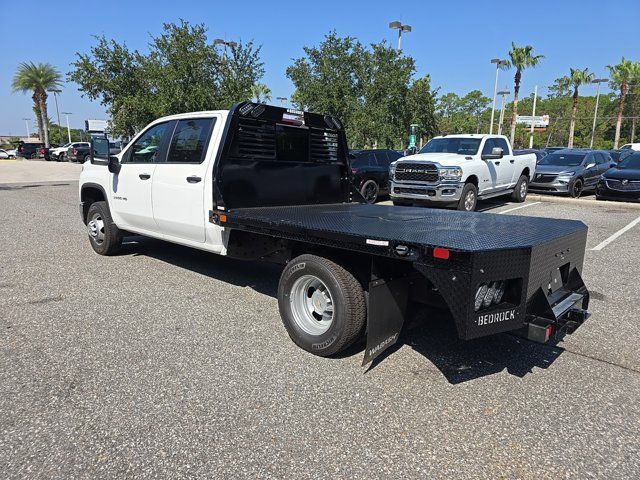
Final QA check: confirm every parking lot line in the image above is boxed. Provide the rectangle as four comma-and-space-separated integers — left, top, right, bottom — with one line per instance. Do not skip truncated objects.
497, 202, 541, 214
591, 215, 640, 251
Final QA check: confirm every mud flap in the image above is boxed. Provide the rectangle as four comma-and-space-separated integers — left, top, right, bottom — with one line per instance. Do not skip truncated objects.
362, 276, 409, 366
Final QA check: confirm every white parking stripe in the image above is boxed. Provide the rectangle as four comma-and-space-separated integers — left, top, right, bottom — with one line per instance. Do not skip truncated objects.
498, 202, 541, 214
591, 215, 640, 251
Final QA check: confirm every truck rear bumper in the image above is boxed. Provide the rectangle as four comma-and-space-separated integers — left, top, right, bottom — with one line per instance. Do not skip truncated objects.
390, 181, 463, 202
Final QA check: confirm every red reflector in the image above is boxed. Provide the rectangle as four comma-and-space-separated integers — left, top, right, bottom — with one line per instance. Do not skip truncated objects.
433, 247, 450, 260
546, 326, 553, 340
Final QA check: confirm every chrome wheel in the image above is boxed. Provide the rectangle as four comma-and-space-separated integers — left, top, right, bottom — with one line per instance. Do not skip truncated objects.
464, 190, 476, 211
289, 274, 334, 335
519, 180, 527, 198
361, 180, 379, 203
87, 213, 105, 245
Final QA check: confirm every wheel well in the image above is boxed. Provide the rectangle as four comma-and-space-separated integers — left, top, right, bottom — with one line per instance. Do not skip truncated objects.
521, 167, 530, 178
81, 186, 106, 224
465, 175, 478, 187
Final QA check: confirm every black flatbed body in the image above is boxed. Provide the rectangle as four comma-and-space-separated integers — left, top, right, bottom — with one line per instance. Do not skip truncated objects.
223, 203, 587, 255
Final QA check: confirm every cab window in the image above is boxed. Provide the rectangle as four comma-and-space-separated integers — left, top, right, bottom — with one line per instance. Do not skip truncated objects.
166, 118, 215, 164
127, 122, 170, 163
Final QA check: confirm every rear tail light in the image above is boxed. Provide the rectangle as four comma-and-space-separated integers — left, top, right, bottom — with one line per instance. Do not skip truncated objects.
474, 281, 507, 312
39, 148, 45, 154
73, 149, 78, 155
351, 168, 358, 174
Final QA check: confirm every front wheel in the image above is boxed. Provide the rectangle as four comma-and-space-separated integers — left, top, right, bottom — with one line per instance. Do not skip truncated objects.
278, 254, 366, 357
569, 178, 583, 198
457, 183, 478, 211
86, 201, 123, 255
57, 153, 64, 162
511, 175, 529, 202
360, 179, 379, 203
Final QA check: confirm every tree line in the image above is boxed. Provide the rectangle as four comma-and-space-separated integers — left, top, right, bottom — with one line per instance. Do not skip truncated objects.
11, 20, 640, 151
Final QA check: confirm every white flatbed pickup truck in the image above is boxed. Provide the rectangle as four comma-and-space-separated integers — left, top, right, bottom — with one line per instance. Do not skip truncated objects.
389, 134, 537, 211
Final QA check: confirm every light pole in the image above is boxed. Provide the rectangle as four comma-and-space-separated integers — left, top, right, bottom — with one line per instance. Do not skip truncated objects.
389, 21, 411, 52
22, 117, 31, 139
497, 90, 510, 135
489, 58, 507, 134
529, 85, 538, 148
276, 96, 287, 107
590, 78, 608, 149
62, 112, 72, 143
48, 88, 62, 144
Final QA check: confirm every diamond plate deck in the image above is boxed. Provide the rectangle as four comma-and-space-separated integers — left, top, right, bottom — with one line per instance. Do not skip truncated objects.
225, 203, 587, 252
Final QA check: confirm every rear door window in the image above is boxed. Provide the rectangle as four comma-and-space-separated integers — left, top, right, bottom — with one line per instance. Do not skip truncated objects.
166, 118, 215, 164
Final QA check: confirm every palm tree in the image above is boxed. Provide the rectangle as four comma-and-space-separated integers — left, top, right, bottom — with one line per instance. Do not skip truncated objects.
502, 43, 544, 145
12, 62, 62, 147
557, 68, 594, 147
251, 83, 271, 104
607, 57, 640, 149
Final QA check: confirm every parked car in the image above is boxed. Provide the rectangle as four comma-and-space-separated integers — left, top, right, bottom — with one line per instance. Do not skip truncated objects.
389, 134, 536, 211
49, 142, 87, 162
349, 149, 403, 203
596, 152, 640, 202
0, 149, 15, 159
607, 149, 634, 164
620, 143, 640, 151
530, 149, 615, 198
16, 142, 44, 158
66, 143, 92, 163
109, 141, 122, 156
514, 148, 547, 163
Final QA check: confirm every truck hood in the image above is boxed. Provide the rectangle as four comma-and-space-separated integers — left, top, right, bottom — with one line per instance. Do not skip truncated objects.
397, 152, 468, 166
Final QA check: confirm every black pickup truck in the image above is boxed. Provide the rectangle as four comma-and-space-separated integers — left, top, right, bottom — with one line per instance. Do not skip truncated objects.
82, 103, 591, 366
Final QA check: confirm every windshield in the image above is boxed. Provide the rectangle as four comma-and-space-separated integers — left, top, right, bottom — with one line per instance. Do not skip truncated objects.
538, 153, 585, 167
618, 153, 640, 169
419, 138, 481, 155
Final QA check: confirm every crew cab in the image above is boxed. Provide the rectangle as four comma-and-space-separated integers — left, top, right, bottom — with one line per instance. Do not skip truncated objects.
79, 104, 590, 366
50, 142, 89, 162
389, 135, 536, 211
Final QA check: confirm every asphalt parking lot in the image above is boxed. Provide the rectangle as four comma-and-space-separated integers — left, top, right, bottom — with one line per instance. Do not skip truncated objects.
1, 163, 639, 478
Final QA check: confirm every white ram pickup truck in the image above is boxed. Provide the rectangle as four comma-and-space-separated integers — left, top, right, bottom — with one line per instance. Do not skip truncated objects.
389, 134, 536, 211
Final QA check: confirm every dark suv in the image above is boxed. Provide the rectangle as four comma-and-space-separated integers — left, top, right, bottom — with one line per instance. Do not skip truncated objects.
350, 149, 403, 203
16, 143, 44, 158
530, 149, 615, 198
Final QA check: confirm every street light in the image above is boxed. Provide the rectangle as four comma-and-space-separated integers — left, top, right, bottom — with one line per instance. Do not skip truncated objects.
276, 96, 287, 107
489, 58, 508, 134
62, 112, 72, 143
22, 117, 31, 139
48, 88, 62, 144
497, 90, 510, 135
590, 78, 608, 149
389, 21, 411, 52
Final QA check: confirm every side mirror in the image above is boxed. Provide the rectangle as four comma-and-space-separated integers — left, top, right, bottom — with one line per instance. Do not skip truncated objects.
585, 162, 596, 169
108, 156, 121, 174
90, 136, 110, 163
481, 147, 503, 160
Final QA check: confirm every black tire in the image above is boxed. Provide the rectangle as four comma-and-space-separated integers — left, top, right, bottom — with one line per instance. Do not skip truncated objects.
360, 179, 379, 203
392, 201, 412, 207
457, 183, 478, 211
511, 175, 529, 202
569, 178, 583, 198
278, 254, 366, 357
83, 154, 91, 163
86, 201, 123, 255
57, 153, 64, 162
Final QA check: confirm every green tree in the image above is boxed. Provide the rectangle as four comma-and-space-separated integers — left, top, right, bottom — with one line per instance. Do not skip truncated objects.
407, 75, 439, 145
12, 62, 62, 147
502, 43, 544, 145
250, 83, 271, 103
555, 68, 594, 147
69, 20, 264, 137
459, 90, 491, 133
607, 57, 640, 148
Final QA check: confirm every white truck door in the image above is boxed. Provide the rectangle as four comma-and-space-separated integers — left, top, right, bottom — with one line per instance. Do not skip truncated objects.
492, 137, 516, 188
479, 139, 499, 192
111, 121, 172, 232
151, 117, 217, 243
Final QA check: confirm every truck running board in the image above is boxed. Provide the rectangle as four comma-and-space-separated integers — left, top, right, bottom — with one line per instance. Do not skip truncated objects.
477, 188, 515, 200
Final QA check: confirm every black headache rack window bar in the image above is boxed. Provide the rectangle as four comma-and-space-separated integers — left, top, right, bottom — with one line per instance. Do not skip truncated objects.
211, 102, 351, 212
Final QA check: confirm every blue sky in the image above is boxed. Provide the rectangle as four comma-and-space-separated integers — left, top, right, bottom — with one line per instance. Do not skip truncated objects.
2, 0, 638, 136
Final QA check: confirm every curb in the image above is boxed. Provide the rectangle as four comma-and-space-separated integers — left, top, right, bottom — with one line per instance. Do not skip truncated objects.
527, 193, 640, 210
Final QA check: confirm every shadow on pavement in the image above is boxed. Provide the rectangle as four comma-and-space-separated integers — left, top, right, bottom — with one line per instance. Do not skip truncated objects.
121, 235, 564, 383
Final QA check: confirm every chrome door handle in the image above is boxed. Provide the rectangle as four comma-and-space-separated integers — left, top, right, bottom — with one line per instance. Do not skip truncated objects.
139, 173, 151, 180
186, 176, 202, 183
